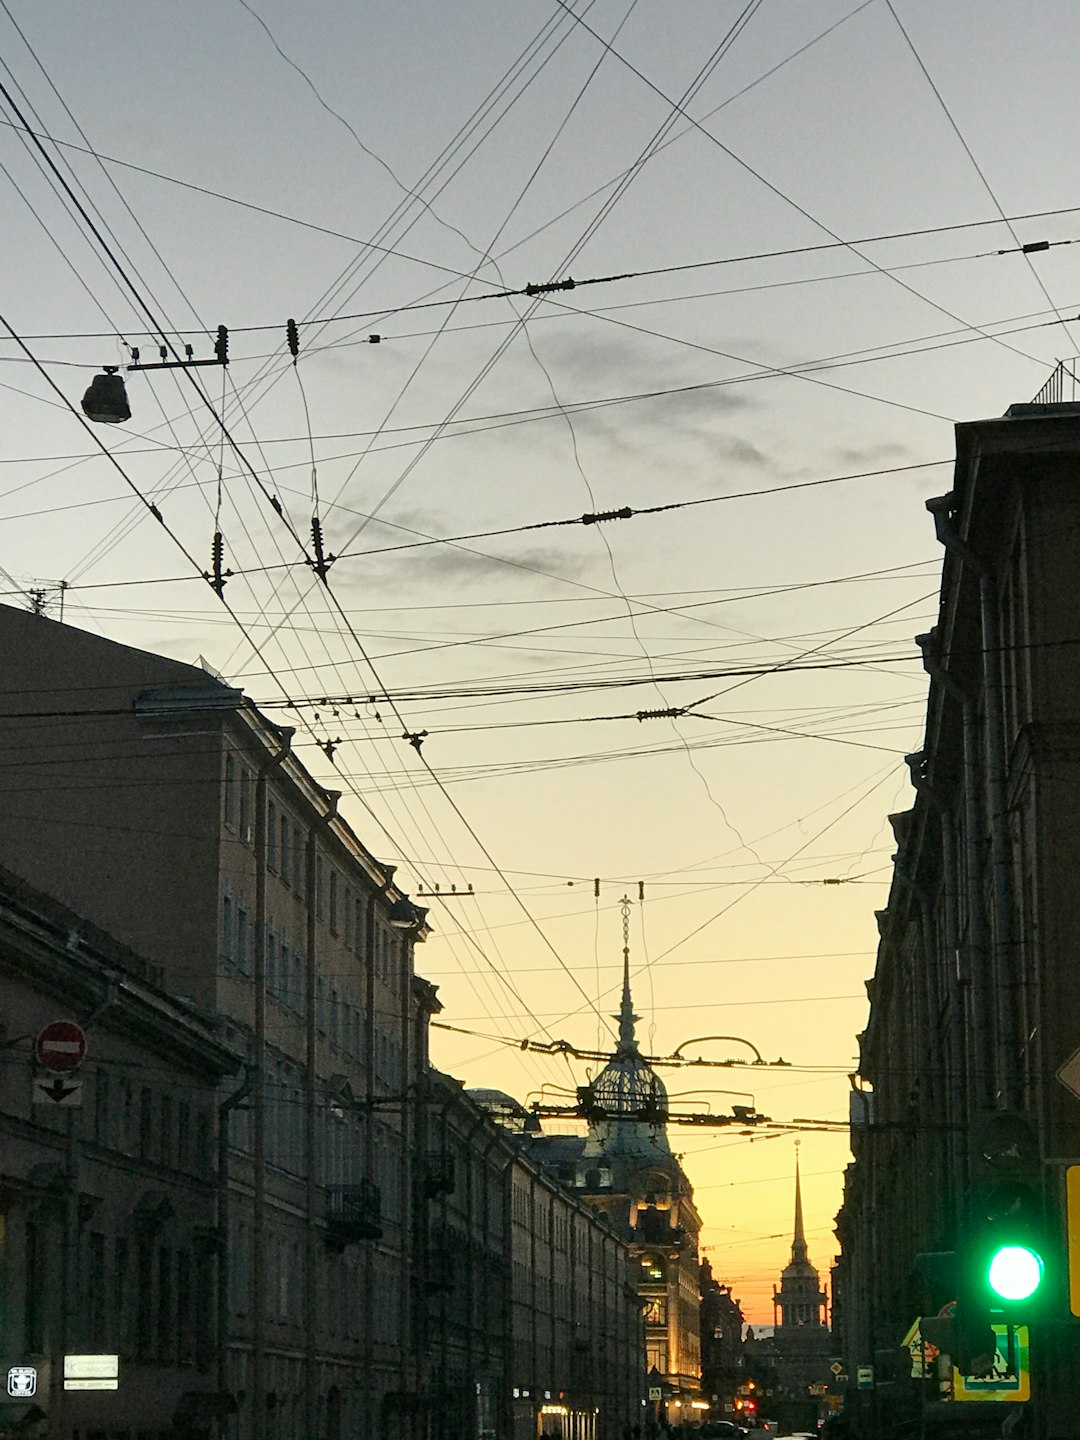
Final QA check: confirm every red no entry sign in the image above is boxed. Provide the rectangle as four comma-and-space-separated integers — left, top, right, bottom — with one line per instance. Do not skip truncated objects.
35, 1020, 87, 1073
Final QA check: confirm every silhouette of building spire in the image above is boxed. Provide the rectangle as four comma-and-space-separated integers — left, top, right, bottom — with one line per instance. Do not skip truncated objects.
614, 894, 640, 1053
791, 1140, 808, 1264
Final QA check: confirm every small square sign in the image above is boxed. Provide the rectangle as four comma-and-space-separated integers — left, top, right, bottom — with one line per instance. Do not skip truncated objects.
7, 1367, 37, 1398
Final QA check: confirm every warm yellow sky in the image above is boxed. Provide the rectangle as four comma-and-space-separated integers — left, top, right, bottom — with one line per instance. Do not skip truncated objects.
4, 0, 1078, 1324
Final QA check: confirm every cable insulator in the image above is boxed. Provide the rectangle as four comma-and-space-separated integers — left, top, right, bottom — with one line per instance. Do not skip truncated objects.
206, 530, 229, 597
525, 276, 576, 296
309, 515, 335, 584
581, 506, 634, 525
287, 318, 300, 359
215, 325, 229, 364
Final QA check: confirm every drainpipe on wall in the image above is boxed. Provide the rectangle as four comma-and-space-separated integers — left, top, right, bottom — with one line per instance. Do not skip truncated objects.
252, 728, 293, 1440
305, 792, 339, 1440
218, 1065, 253, 1436
926, 496, 1017, 1111
363, 885, 378, 1433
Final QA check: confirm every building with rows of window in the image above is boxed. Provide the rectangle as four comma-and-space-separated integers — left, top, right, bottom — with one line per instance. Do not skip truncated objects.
511, 956, 703, 1427
0, 865, 239, 1439
0, 602, 650, 1440
834, 401, 1080, 1438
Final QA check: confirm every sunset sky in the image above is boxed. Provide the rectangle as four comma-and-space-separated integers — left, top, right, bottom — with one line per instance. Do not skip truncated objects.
3, 0, 1079, 1322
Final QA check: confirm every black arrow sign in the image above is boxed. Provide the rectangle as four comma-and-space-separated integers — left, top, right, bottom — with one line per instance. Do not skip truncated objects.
38, 1077, 80, 1104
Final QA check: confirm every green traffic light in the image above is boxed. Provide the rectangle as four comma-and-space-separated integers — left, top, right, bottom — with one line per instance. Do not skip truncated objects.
987, 1244, 1044, 1301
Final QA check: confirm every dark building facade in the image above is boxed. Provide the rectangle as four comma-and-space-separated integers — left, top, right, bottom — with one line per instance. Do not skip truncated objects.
0, 867, 239, 1440
835, 402, 1080, 1438
698, 1259, 746, 1418
0, 604, 647, 1440
418, 1072, 643, 1440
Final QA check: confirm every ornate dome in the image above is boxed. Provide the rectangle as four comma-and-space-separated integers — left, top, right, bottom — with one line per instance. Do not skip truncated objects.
582, 897, 675, 1171
593, 1045, 668, 1118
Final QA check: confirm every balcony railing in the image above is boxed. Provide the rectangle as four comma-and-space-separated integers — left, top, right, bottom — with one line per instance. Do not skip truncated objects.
324, 1180, 382, 1250
423, 1151, 455, 1199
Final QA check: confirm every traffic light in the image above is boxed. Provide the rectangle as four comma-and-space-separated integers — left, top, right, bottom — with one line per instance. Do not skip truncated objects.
968, 1112, 1048, 1320
920, 1306, 1000, 1379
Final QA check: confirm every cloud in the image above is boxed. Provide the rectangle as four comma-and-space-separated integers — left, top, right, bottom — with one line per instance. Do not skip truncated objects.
830, 441, 910, 469
408, 540, 593, 586
706, 435, 775, 471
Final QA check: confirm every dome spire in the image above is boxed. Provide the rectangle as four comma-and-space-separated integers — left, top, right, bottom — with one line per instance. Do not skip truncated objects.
615, 893, 640, 1052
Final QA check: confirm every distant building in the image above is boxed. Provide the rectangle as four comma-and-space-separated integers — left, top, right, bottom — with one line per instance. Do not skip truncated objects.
520, 936, 702, 1422
415, 1071, 642, 1440
698, 1259, 746, 1416
744, 1155, 832, 1413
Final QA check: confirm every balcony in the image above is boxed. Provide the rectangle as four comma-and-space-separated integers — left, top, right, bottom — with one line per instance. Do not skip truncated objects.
324, 1180, 382, 1250
423, 1151, 455, 1198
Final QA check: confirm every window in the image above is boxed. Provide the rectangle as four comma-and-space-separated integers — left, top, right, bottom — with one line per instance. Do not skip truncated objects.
114, 1237, 129, 1352
237, 907, 249, 974
329, 871, 338, 932
177, 1103, 190, 1171
88, 1231, 106, 1335
221, 895, 234, 961
343, 890, 353, 949
95, 1069, 111, 1148
239, 768, 251, 841
136, 1242, 153, 1358
24, 1220, 42, 1350
267, 928, 278, 996
268, 801, 278, 870
280, 815, 291, 885
316, 856, 325, 920
139, 1088, 154, 1159
330, 989, 339, 1046
177, 1249, 193, 1363
158, 1247, 173, 1358
160, 1094, 174, 1166
354, 896, 365, 953
294, 951, 306, 1015
316, 975, 326, 1032
195, 1110, 210, 1173
292, 827, 303, 894
224, 753, 237, 827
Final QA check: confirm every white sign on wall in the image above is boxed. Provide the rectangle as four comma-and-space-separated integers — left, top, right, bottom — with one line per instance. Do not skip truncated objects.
64, 1355, 119, 1391
7, 1367, 36, 1398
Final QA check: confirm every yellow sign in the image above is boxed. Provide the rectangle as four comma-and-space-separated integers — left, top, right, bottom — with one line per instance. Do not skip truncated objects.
1068, 1165, 1080, 1316
900, 1318, 938, 1379
953, 1326, 1030, 1403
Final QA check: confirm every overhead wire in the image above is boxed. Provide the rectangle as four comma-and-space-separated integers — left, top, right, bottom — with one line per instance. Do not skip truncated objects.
884, 0, 1080, 355
548, 0, 1055, 374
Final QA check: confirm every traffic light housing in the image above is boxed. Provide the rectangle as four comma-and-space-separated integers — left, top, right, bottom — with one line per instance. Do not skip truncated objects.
967, 1112, 1048, 1321
916, 1252, 999, 1380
